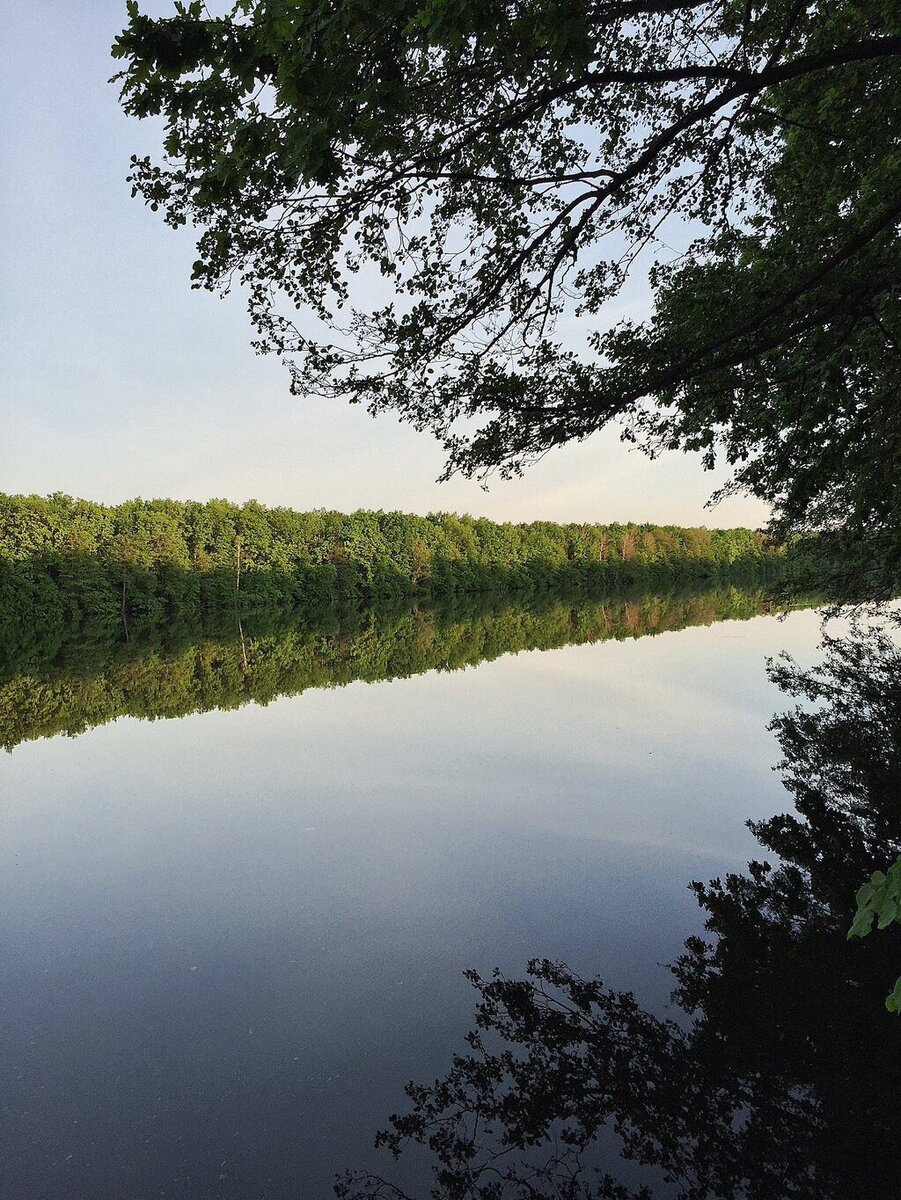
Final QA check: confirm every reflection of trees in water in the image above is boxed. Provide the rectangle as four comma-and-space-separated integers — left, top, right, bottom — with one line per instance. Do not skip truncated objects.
0, 585, 799, 752
339, 626, 901, 1200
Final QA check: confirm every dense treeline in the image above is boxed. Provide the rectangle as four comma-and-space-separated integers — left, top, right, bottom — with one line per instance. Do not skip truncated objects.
0, 493, 785, 643
0, 585, 814, 753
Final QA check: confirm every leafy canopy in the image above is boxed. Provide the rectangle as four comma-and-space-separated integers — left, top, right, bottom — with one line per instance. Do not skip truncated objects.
113, 1, 900, 571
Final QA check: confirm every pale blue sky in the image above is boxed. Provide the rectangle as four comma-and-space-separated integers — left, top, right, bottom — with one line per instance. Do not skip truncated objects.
1, 1, 769, 527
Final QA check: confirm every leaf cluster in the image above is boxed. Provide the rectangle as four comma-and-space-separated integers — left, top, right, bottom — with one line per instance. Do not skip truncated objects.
849, 855, 901, 1010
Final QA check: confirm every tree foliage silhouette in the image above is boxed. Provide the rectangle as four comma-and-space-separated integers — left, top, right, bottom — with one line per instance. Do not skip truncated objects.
113, 0, 901, 586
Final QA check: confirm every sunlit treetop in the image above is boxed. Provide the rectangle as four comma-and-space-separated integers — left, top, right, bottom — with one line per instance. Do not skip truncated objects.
113, 0, 900, 583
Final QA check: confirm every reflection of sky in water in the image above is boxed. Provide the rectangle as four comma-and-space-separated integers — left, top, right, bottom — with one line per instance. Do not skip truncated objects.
1, 608, 829, 1198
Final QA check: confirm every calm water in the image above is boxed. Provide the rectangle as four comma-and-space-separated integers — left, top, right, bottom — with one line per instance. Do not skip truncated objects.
0, 597, 840, 1197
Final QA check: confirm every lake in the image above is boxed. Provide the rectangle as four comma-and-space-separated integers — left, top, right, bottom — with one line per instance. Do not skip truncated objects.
0, 590, 882, 1197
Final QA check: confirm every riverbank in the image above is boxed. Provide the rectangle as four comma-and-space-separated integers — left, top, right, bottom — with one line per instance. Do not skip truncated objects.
0, 494, 790, 646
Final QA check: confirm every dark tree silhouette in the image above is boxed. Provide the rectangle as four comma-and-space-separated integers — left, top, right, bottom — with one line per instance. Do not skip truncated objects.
113, 1, 901, 589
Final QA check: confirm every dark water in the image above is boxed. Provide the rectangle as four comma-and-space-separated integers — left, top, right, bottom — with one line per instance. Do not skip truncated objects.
1, 591, 894, 1198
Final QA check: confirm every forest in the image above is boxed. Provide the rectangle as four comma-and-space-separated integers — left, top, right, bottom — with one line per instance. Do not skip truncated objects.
0, 493, 792, 649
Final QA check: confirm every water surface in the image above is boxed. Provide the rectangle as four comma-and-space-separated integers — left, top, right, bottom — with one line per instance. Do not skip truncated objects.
1, 592, 829, 1197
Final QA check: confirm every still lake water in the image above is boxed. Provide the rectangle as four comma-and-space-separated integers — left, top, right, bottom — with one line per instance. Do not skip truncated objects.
1, 596, 830, 1198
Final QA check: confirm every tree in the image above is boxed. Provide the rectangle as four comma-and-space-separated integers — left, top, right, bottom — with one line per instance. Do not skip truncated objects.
112, 1, 901, 587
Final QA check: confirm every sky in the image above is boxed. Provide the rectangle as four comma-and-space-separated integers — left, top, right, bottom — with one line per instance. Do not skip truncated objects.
0, 1, 770, 528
